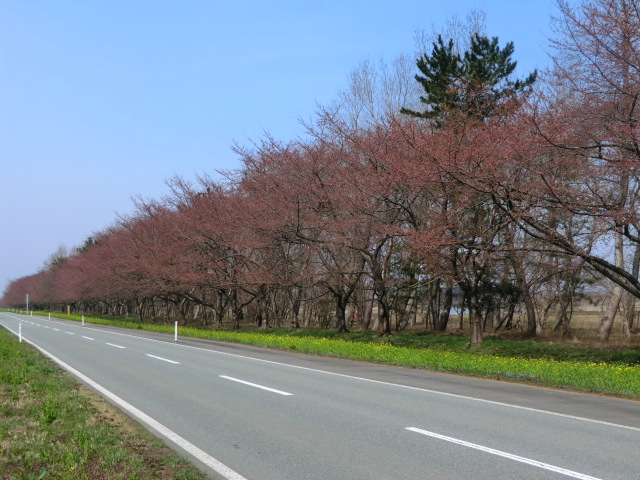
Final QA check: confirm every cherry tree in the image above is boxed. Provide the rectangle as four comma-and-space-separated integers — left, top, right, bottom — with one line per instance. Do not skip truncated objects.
488, 0, 640, 340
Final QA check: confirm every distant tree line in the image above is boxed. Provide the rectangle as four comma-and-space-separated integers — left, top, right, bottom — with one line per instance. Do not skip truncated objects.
3, 0, 639, 343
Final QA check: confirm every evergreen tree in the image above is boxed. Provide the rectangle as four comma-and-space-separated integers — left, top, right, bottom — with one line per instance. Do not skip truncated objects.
401, 35, 462, 124
401, 33, 536, 125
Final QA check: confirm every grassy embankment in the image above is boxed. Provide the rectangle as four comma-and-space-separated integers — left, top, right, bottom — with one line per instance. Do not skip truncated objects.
0, 326, 208, 480
32, 311, 640, 398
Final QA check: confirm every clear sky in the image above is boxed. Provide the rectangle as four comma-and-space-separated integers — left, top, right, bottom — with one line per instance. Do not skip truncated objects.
0, 0, 562, 290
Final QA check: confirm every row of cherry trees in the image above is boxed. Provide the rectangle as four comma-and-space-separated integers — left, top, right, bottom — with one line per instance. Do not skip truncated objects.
3, 0, 639, 343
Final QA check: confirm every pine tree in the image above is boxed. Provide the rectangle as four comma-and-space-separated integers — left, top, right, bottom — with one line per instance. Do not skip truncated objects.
401, 33, 536, 125
400, 35, 462, 124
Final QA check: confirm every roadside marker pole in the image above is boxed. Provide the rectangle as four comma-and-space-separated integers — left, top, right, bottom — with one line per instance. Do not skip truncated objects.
19, 323, 22, 343
48, 313, 51, 320
82, 315, 85, 327
174, 321, 178, 343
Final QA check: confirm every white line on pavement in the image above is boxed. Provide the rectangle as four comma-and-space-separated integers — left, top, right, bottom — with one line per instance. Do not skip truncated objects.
0, 324, 248, 480
203, 349, 640, 433
106, 343, 125, 349
146, 354, 179, 364
219, 375, 293, 396
81, 336, 95, 341
6, 313, 636, 433
406, 427, 602, 480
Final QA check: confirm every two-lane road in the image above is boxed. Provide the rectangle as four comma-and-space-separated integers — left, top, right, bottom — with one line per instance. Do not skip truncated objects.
1, 312, 638, 479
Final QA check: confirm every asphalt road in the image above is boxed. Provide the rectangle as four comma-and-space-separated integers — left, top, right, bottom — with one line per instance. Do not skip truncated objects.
1, 312, 639, 480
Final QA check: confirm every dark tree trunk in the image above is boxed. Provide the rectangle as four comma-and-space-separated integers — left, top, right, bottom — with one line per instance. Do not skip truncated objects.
334, 294, 349, 333
436, 281, 453, 332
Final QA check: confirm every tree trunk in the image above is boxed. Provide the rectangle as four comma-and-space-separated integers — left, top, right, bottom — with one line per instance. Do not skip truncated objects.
362, 289, 374, 330
505, 225, 536, 337
464, 282, 482, 344
458, 291, 467, 331
334, 294, 349, 333
598, 228, 624, 341
623, 244, 640, 336
552, 285, 574, 339
436, 281, 453, 332
230, 289, 241, 330
598, 285, 624, 341
516, 265, 536, 337
136, 298, 144, 323
427, 279, 440, 331
378, 295, 391, 336
290, 292, 301, 329
469, 291, 483, 344
215, 290, 226, 328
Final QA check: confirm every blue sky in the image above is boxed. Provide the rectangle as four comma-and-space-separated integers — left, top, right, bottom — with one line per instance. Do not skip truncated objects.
0, 1, 562, 289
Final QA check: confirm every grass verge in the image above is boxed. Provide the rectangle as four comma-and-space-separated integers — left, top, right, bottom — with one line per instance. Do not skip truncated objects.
33, 311, 640, 399
0, 326, 208, 480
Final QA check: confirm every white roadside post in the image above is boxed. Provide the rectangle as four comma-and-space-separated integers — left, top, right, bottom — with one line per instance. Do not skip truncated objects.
48, 313, 51, 320
19, 323, 22, 343
82, 315, 85, 327
174, 321, 178, 343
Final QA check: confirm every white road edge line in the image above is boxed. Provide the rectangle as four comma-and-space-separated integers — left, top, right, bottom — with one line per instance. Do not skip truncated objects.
5, 313, 638, 433
106, 343, 125, 349
220, 375, 293, 396
146, 354, 180, 364
81, 336, 95, 341
406, 427, 602, 480
0, 323, 247, 480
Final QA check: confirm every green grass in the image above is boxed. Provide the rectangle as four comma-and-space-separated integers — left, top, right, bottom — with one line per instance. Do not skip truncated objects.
32, 310, 640, 398
0, 326, 208, 480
